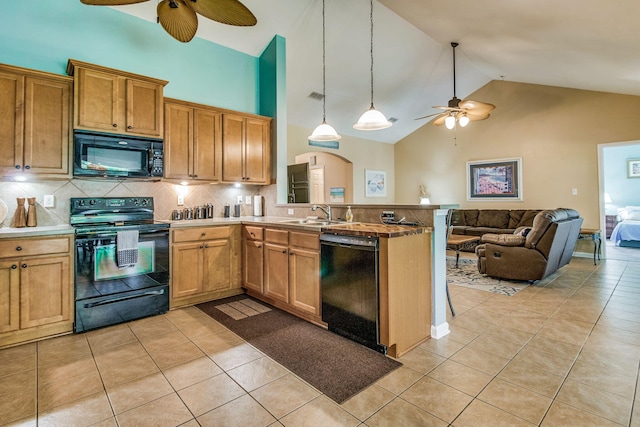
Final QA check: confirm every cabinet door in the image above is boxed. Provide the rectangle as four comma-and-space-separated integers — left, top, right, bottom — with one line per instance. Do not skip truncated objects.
193, 108, 221, 181
242, 239, 263, 293
75, 67, 119, 132
221, 113, 245, 182
0, 70, 24, 174
126, 79, 163, 137
202, 239, 231, 293
164, 102, 193, 179
19, 256, 70, 329
171, 242, 204, 299
289, 247, 320, 315
244, 118, 270, 184
23, 76, 70, 175
264, 243, 289, 303
0, 261, 20, 333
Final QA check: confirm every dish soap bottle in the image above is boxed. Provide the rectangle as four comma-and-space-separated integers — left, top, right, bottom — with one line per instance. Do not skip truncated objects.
345, 206, 353, 223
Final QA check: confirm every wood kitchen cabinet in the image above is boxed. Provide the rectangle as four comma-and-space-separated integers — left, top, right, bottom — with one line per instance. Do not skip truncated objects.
171, 225, 242, 308
242, 226, 264, 293
164, 99, 222, 182
0, 235, 74, 348
67, 59, 168, 138
222, 113, 271, 184
0, 63, 72, 178
243, 226, 321, 324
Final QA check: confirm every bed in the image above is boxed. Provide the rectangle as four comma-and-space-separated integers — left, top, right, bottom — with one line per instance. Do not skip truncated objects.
610, 207, 640, 247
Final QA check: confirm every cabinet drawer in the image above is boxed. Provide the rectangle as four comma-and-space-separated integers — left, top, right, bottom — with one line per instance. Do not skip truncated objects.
173, 226, 231, 243
243, 226, 264, 241
0, 237, 70, 259
289, 231, 320, 251
265, 228, 288, 245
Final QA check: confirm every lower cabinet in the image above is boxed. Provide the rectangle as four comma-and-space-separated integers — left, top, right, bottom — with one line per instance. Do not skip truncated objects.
171, 225, 242, 308
0, 235, 74, 348
242, 226, 320, 324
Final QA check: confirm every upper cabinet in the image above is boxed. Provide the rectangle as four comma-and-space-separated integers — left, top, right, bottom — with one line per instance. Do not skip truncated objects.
66, 59, 168, 138
222, 113, 271, 185
0, 64, 72, 178
164, 99, 221, 182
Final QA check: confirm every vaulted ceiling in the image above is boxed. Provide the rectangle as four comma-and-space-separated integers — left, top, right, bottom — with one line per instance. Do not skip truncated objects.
112, 0, 640, 144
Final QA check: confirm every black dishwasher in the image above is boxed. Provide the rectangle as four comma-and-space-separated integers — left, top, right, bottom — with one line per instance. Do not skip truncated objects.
320, 233, 385, 354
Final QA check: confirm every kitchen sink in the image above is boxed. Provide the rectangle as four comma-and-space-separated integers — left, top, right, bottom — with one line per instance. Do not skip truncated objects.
277, 219, 346, 226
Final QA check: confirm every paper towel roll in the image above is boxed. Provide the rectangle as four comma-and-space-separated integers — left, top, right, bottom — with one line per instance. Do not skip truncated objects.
253, 195, 263, 216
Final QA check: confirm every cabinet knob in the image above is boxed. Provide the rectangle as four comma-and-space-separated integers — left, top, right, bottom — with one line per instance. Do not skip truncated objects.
205, 244, 209, 248
257, 245, 262, 248
21, 264, 27, 269
282, 250, 287, 254
16, 246, 22, 251
250, 232, 255, 237
201, 232, 206, 237
112, 123, 117, 127
193, 174, 197, 178
24, 165, 30, 170
127, 126, 133, 129
11, 265, 17, 270
200, 245, 204, 249
15, 165, 21, 169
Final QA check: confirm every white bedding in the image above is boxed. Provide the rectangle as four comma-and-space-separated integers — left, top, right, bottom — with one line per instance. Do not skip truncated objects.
610, 220, 640, 245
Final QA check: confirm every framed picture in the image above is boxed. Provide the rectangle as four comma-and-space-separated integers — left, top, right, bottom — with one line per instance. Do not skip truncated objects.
365, 169, 387, 197
467, 158, 523, 201
627, 159, 640, 178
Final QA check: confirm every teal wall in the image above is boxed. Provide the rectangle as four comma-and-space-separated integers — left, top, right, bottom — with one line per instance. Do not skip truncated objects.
1, 0, 260, 114
603, 143, 640, 209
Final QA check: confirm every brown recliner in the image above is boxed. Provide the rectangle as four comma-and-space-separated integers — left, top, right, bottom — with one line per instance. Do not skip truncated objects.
475, 208, 583, 281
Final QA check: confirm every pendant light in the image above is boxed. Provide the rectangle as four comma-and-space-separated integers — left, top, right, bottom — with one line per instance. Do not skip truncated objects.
309, 0, 341, 141
353, 0, 391, 131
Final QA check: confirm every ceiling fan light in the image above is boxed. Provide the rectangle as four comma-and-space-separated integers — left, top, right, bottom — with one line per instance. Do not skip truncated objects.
445, 115, 456, 129
309, 120, 342, 141
353, 106, 392, 130
458, 114, 470, 127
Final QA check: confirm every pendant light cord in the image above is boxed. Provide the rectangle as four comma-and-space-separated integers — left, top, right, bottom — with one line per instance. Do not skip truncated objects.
322, 0, 327, 122
369, 0, 374, 108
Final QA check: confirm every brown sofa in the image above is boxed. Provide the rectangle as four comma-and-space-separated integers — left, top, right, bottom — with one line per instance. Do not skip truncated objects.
475, 208, 583, 281
450, 209, 541, 236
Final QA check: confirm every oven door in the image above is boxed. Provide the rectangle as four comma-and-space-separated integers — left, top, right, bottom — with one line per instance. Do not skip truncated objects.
74, 227, 169, 332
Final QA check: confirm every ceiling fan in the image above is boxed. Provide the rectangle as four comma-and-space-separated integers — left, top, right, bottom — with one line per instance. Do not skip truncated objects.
416, 42, 495, 129
80, 0, 257, 43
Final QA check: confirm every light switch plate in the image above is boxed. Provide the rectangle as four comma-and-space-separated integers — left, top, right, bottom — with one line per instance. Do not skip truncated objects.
237, 195, 243, 204
43, 195, 55, 208
245, 195, 252, 204
177, 195, 184, 206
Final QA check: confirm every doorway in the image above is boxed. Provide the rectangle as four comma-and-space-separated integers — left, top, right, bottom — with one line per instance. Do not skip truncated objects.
599, 141, 640, 261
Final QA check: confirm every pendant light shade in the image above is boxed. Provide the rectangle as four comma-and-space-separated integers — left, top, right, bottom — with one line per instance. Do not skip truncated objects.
445, 114, 456, 130
353, 0, 391, 131
308, 0, 341, 141
458, 113, 470, 127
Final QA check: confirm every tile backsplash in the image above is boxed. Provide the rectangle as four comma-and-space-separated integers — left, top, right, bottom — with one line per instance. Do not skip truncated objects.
0, 179, 263, 228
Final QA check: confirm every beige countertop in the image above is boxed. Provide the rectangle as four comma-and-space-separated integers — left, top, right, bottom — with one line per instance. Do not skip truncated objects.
0, 217, 432, 238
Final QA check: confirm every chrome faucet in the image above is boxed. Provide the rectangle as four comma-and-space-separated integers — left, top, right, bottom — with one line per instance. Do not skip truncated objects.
311, 204, 332, 221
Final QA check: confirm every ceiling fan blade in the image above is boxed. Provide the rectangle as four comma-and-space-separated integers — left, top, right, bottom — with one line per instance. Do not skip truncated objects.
467, 113, 491, 122
81, 0, 148, 5
157, 0, 198, 42
432, 115, 448, 126
415, 112, 442, 120
459, 99, 496, 114
185, 0, 257, 26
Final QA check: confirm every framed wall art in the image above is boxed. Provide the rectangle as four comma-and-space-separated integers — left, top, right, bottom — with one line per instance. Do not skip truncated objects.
467, 158, 523, 201
627, 159, 640, 178
365, 169, 387, 197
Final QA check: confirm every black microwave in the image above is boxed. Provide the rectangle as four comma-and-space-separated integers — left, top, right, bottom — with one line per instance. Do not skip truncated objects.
73, 131, 164, 179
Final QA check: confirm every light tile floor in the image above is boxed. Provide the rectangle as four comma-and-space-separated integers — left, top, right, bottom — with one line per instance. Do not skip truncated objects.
1, 255, 639, 426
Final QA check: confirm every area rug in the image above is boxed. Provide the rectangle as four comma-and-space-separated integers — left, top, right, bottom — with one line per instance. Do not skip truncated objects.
196, 295, 401, 404
447, 257, 531, 296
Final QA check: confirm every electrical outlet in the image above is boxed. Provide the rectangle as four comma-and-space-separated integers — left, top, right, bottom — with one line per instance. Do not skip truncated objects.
288, 208, 294, 215
43, 195, 55, 208
245, 195, 252, 204
177, 195, 184, 206
381, 211, 395, 220
571, 188, 578, 195
236, 195, 243, 204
